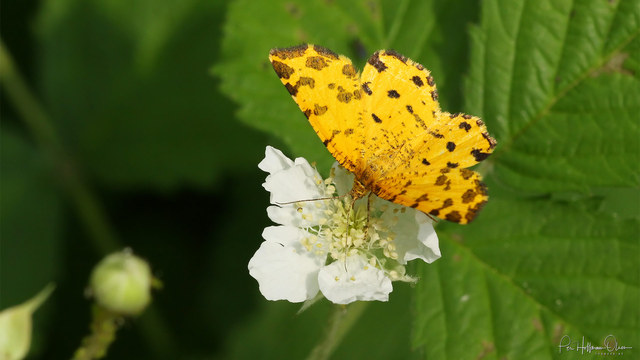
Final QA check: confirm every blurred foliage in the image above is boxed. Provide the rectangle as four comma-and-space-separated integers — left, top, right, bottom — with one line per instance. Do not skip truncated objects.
1, 0, 638, 360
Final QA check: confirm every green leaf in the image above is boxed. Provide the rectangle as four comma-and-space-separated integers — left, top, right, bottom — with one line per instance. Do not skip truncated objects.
223, 301, 330, 360
466, 0, 640, 194
218, 0, 639, 358
34, 0, 265, 190
216, 0, 480, 173
411, 0, 639, 359
223, 284, 416, 360
415, 197, 639, 359
0, 128, 61, 356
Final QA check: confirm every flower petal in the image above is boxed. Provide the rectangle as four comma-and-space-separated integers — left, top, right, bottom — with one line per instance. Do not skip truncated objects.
266, 200, 331, 228
263, 163, 324, 204
261, 225, 307, 246
411, 212, 441, 263
378, 199, 441, 265
258, 146, 294, 174
318, 255, 392, 304
260, 147, 327, 209
331, 162, 354, 196
260, 146, 324, 202
259, 149, 331, 227
398, 214, 441, 265
266, 205, 301, 228
249, 227, 325, 303
254, 148, 442, 305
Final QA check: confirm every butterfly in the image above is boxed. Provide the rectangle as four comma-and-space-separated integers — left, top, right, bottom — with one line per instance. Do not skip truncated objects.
269, 44, 496, 224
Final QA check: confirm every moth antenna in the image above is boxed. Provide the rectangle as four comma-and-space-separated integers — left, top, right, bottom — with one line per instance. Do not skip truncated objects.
274, 192, 348, 206
425, 212, 439, 223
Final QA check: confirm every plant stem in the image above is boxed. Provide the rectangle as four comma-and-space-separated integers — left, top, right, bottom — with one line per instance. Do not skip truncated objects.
0, 39, 177, 358
0, 39, 118, 254
306, 302, 369, 360
72, 306, 121, 360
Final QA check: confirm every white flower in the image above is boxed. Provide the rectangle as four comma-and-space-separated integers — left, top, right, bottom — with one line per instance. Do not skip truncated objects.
248, 146, 441, 305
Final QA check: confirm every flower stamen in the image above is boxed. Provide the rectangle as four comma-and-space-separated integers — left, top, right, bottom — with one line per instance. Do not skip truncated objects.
250, 146, 440, 304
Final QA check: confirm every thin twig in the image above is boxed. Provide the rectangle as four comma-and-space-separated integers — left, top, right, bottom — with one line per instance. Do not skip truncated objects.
0, 38, 177, 358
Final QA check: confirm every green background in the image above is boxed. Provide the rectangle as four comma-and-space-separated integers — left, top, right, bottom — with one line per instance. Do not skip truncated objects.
1, 0, 638, 359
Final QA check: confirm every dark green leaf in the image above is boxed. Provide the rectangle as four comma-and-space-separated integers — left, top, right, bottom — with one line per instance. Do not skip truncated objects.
415, 197, 639, 359
466, 0, 640, 194
35, 0, 265, 190
411, 0, 639, 358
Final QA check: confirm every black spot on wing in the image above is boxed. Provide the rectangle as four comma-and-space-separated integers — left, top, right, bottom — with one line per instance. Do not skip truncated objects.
426, 75, 435, 87
460, 169, 474, 180
462, 189, 477, 204
446, 142, 456, 152
471, 149, 491, 162
306, 56, 329, 70
411, 76, 423, 87
445, 211, 462, 223
413, 114, 426, 129
459, 121, 471, 132
362, 82, 373, 95
337, 87, 353, 103
342, 64, 356, 77
271, 61, 295, 79
285, 83, 297, 96
298, 77, 315, 87
372, 113, 382, 123
387, 90, 400, 98
269, 44, 308, 59
483, 132, 498, 149
313, 44, 339, 59
384, 50, 408, 63
465, 200, 486, 223
284, 77, 315, 97
313, 104, 328, 116
367, 51, 388, 72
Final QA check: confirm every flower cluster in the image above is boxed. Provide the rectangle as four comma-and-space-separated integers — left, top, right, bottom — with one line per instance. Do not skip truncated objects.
248, 146, 440, 304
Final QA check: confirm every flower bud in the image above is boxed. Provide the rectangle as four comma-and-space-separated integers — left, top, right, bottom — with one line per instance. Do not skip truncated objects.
90, 250, 152, 316
0, 284, 55, 360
